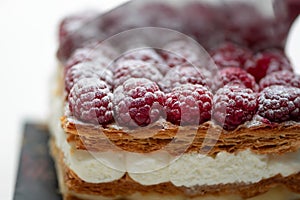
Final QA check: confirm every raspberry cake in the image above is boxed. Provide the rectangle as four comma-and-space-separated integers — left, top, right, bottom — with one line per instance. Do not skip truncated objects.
50, 1, 300, 200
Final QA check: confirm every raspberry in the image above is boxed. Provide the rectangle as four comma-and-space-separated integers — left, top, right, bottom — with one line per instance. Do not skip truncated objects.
59, 12, 97, 44
165, 84, 213, 125
65, 43, 118, 72
181, 3, 220, 48
116, 49, 169, 75
213, 85, 258, 130
159, 65, 212, 93
68, 78, 113, 125
117, 49, 163, 64
101, 3, 180, 36
65, 62, 113, 93
210, 42, 253, 69
214, 67, 259, 92
259, 70, 300, 90
160, 40, 202, 68
221, 3, 266, 48
113, 60, 163, 88
138, 3, 181, 30
58, 17, 106, 62
258, 86, 300, 122
113, 78, 165, 127
100, 8, 130, 36
244, 49, 293, 82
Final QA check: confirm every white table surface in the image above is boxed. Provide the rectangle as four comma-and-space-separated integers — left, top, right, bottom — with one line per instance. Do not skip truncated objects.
0, 0, 299, 199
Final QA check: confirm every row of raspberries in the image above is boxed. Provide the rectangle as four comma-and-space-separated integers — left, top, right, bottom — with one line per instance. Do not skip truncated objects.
58, 2, 288, 61
65, 41, 300, 131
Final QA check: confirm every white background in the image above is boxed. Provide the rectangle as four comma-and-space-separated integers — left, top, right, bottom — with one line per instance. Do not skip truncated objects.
0, 1, 126, 199
0, 0, 299, 199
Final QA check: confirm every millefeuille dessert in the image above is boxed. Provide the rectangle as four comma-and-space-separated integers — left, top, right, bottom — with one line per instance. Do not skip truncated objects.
49, 1, 300, 200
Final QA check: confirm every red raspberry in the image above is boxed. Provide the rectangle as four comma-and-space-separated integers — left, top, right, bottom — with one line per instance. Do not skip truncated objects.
65, 43, 118, 72
258, 86, 300, 122
221, 3, 266, 48
181, 3, 221, 48
113, 60, 163, 88
68, 78, 114, 125
159, 65, 212, 93
59, 12, 97, 44
138, 3, 181, 30
244, 49, 293, 82
213, 85, 258, 130
210, 42, 253, 69
58, 14, 106, 62
113, 78, 165, 127
100, 8, 131, 36
160, 40, 202, 68
117, 49, 169, 75
165, 84, 213, 125
101, 3, 180, 37
117, 49, 163, 65
259, 70, 300, 90
214, 67, 259, 92
65, 62, 113, 93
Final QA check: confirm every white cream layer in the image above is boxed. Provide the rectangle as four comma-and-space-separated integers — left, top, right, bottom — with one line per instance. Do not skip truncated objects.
49, 92, 300, 186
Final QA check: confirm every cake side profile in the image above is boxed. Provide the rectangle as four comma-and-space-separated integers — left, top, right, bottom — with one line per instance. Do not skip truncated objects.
49, 91, 300, 199
50, 1, 300, 200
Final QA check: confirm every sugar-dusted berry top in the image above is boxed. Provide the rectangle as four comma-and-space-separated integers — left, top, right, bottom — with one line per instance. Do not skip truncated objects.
65, 62, 113, 93
258, 86, 300, 123
63, 38, 298, 131
213, 84, 258, 131
165, 84, 213, 126
57, 1, 290, 62
160, 65, 212, 93
113, 78, 165, 127
210, 42, 253, 69
68, 78, 114, 125
244, 50, 293, 82
259, 70, 300, 90
213, 67, 258, 92
113, 60, 163, 88
60, 2, 298, 131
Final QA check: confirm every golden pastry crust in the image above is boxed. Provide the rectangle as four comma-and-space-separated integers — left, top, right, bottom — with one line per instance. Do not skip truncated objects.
61, 116, 300, 156
50, 138, 300, 199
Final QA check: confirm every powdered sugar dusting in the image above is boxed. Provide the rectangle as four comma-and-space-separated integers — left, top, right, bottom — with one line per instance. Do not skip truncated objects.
66, 42, 119, 71
113, 78, 165, 127
258, 86, 300, 122
68, 78, 114, 125
65, 62, 113, 93
59, 11, 98, 42
117, 48, 170, 75
161, 40, 204, 68
160, 65, 212, 93
113, 60, 163, 87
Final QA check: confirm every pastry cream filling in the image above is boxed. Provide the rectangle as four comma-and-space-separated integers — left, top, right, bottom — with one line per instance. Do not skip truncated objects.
49, 94, 300, 186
